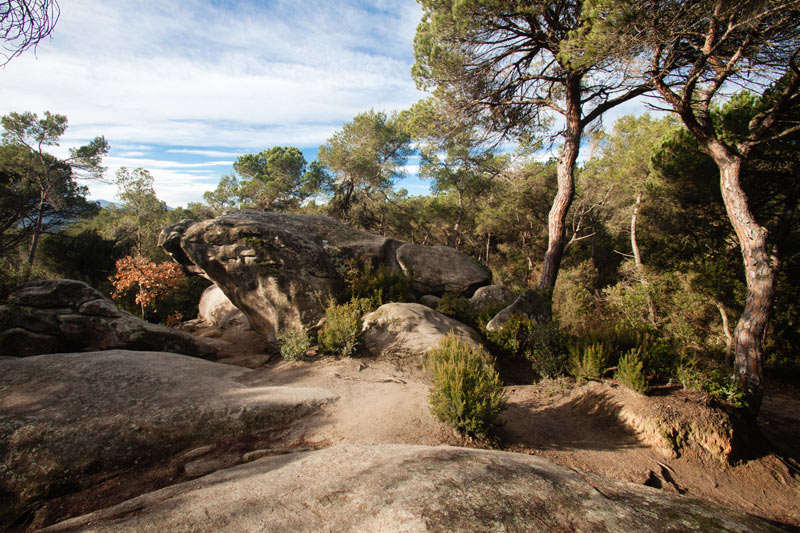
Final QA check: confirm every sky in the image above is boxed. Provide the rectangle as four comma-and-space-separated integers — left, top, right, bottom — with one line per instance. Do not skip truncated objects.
0, 0, 660, 208
0, 0, 430, 206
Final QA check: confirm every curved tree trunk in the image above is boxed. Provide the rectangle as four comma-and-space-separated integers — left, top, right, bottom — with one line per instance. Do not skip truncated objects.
714, 154, 776, 413
714, 300, 734, 365
539, 77, 581, 291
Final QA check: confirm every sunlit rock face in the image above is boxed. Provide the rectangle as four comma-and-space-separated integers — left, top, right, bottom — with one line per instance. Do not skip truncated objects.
160, 211, 491, 341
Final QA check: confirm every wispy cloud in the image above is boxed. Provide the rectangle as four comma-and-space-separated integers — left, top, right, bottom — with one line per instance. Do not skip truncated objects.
0, 0, 425, 205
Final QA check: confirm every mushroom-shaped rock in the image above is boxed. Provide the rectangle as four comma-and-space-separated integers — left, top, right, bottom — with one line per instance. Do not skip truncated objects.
159, 211, 404, 341
361, 303, 483, 361
395, 243, 491, 295
42, 444, 785, 533
198, 284, 253, 331
0, 350, 338, 524
0, 279, 217, 358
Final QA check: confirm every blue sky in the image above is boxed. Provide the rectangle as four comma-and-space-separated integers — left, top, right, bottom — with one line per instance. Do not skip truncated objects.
0, 0, 429, 206
1, 0, 660, 208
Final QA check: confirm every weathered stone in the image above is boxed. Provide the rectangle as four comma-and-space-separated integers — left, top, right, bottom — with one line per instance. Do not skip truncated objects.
160, 211, 405, 341
160, 211, 494, 342
0, 279, 217, 358
8, 279, 104, 309
395, 243, 491, 295
469, 284, 516, 313
0, 350, 338, 524
361, 303, 483, 362
198, 284, 252, 331
41, 444, 783, 532
485, 289, 553, 332
184, 455, 239, 478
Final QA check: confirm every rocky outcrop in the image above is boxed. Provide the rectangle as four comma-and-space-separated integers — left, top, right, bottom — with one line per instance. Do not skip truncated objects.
160, 211, 490, 341
42, 444, 783, 532
361, 303, 483, 362
197, 284, 252, 331
395, 243, 491, 295
469, 284, 516, 314
0, 350, 338, 524
0, 279, 217, 358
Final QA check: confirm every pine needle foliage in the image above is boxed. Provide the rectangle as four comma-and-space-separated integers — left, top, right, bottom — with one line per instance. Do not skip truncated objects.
569, 342, 608, 385
427, 333, 507, 437
616, 348, 649, 394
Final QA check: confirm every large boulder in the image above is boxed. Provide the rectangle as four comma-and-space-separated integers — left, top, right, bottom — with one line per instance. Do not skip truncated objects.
160, 211, 490, 341
42, 444, 783, 532
469, 284, 516, 314
197, 284, 252, 331
395, 243, 491, 295
361, 303, 483, 362
0, 350, 338, 524
0, 279, 217, 358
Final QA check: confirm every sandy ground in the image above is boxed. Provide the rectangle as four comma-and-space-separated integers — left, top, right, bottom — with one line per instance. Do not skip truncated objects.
22, 332, 800, 530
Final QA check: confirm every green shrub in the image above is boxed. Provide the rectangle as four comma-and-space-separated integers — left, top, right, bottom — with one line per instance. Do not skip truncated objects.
676, 359, 750, 408
616, 348, 649, 393
427, 333, 507, 437
317, 297, 372, 357
623, 331, 675, 383
437, 291, 477, 326
569, 342, 607, 385
487, 316, 569, 380
278, 327, 312, 361
344, 260, 415, 305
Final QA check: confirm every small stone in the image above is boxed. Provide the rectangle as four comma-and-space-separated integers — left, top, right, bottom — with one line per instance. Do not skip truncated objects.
181, 445, 215, 461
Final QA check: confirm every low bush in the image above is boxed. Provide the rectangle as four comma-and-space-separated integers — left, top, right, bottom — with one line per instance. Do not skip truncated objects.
427, 333, 507, 437
487, 316, 569, 380
436, 291, 477, 326
569, 342, 608, 385
344, 260, 415, 305
317, 297, 372, 357
278, 327, 312, 361
616, 348, 649, 394
676, 359, 750, 408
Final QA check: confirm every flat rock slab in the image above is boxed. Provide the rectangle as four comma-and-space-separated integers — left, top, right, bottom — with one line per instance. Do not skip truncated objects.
0, 350, 337, 521
43, 444, 781, 532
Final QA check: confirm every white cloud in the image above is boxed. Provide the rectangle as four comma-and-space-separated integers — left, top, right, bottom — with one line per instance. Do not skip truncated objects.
0, 0, 427, 205
167, 149, 242, 157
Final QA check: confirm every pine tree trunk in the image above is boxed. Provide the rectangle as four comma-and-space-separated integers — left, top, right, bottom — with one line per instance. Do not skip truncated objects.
25, 197, 46, 280
714, 155, 776, 413
539, 77, 580, 291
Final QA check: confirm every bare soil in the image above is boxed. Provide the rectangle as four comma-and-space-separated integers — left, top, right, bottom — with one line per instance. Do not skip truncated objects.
21, 334, 800, 531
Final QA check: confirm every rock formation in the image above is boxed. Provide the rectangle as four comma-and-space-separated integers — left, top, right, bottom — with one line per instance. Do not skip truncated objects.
0, 350, 337, 524
197, 284, 252, 331
0, 279, 217, 358
469, 284, 516, 314
41, 444, 782, 532
160, 211, 490, 340
361, 303, 483, 362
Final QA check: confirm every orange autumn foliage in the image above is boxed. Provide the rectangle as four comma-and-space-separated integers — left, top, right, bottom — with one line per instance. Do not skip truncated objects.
110, 255, 184, 315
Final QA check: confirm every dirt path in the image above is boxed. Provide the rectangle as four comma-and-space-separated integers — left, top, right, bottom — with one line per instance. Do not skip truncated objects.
239, 355, 800, 528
